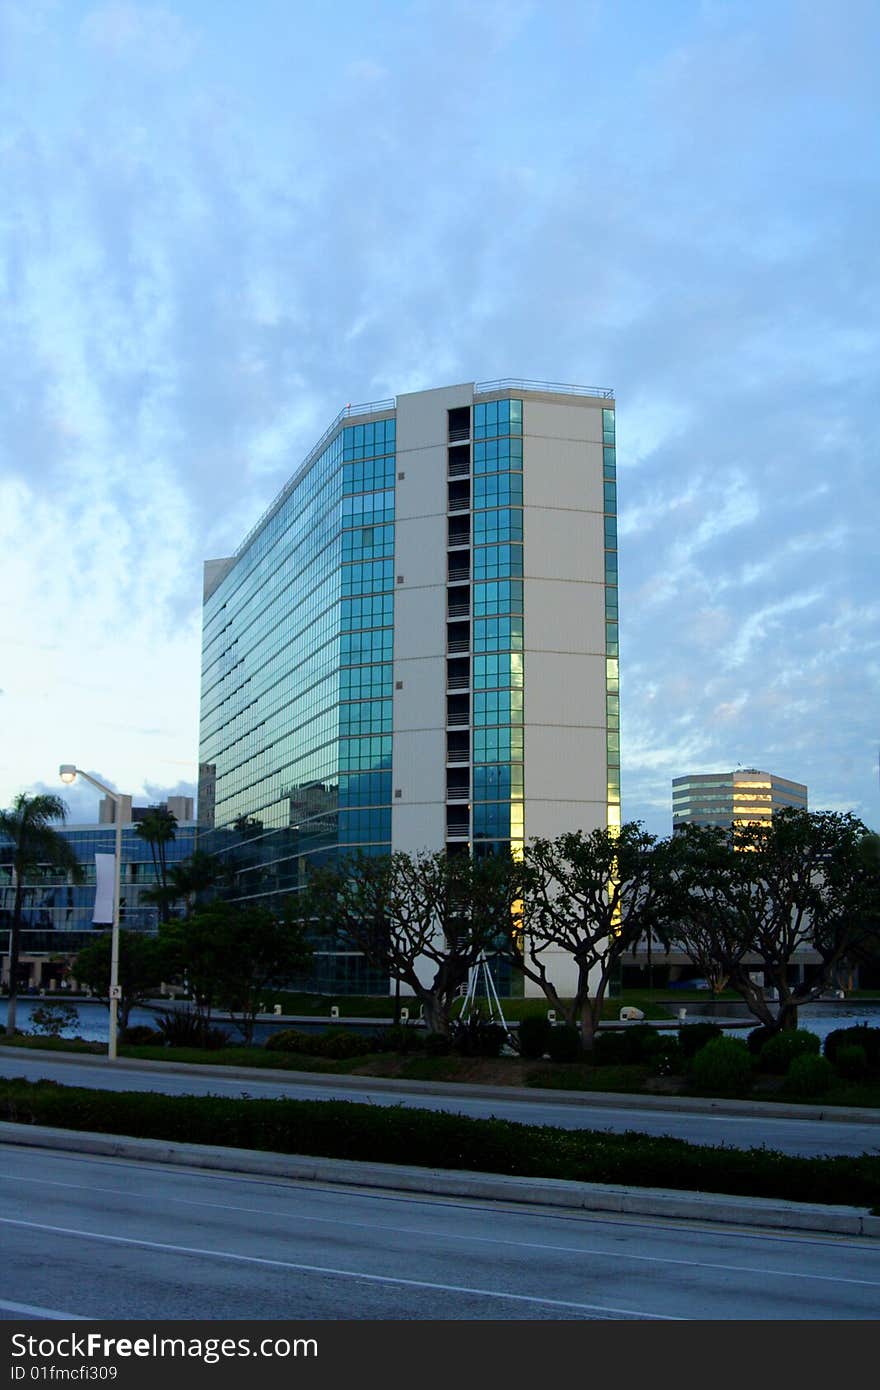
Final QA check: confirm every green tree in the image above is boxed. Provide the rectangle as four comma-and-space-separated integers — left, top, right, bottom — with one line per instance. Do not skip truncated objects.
167, 850, 220, 919
133, 808, 178, 923
0, 793, 82, 1036
73, 929, 168, 1031
510, 823, 663, 1050
160, 902, 312, 1043
295, 850, 524, 1035
657, 810, 880, 1032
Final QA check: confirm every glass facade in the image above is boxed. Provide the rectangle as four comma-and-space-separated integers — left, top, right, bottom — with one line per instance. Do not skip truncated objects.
200, 415, 397, 929
470, 399, 524, 860
0, 820, 199, 970
603, 407, 621, 830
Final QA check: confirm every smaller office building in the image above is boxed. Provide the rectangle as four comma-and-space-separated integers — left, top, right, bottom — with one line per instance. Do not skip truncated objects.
672, 769, 808, 833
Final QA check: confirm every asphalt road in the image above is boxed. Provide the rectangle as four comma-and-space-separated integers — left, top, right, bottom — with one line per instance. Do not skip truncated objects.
1, 1049, 879, 1158
1, 1144, 878, 1321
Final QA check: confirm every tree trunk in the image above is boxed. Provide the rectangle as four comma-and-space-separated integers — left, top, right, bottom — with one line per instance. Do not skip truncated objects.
5, 877, 23, 1036
420, 993, 447, 1035
777, 1000, 799, 1031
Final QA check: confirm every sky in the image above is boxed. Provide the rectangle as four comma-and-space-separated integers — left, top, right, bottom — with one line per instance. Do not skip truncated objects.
1, 0, 878, 836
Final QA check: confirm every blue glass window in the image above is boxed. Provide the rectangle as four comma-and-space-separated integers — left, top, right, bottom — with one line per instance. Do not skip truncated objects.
341, 490, 395, 526
605, 552, 618, 583
338, 771, 392, 808
473, 689, 523, 725
472, 652, 523, 689
338, 808, 392, 843
340, 559, 394, 596
604, 516, 617, 548
603, 446, 616, 479
339, 700, 393, 736
473, 545, 523, 582
339, 665, 392, 700
338, 736, 392, 771
602, 408, 615, 445
605, 587, 618, 619
473, 616, 523, 652
341, 628, 393, 665
472, 764, 523, 800
473, 399, 523, 440
473, 472, 523, 509
473, 437, 523, 474
342, 417, 396, 462
341, 524, 394, 563
472, 803, 511, 839
472, 509, 523, 545
473, 580, 523, 617
341, 594, 393, 630
342, 455, 395, 495
603, 480, 617, 512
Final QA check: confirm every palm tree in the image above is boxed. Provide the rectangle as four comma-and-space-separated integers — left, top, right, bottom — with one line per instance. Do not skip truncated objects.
0, 793, 82, 1036
133, 808, 178, 923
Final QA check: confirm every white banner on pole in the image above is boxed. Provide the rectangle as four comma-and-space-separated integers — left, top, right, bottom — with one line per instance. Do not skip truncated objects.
93, 853, 115, 924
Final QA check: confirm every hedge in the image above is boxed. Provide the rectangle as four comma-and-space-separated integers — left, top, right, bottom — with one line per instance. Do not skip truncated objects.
1, 1077, 879, 1212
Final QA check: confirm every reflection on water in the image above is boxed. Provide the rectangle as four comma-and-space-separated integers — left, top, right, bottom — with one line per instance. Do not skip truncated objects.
5, 998, 880, 1050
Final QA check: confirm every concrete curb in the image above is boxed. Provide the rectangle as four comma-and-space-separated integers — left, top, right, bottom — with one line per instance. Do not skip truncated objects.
1, 1120, 878, 1239
3, 1044, 880, 1125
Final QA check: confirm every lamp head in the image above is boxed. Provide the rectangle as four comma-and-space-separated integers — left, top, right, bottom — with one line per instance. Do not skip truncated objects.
59, 765, 77, 784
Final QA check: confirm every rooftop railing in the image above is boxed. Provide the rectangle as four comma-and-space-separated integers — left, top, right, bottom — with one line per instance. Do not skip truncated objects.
233, 380, 612, 559
474, 378, 614, 399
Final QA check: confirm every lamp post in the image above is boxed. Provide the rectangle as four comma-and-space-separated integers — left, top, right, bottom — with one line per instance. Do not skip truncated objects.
59, 766, 124, 1060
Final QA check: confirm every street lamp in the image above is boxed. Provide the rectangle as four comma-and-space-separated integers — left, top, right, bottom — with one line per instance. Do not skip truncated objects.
59, 765, 124, 1060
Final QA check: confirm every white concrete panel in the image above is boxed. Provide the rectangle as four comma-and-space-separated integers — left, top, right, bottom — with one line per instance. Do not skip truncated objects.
523, 650, 606, 728
524, 797, 607, 842
524, 578, 605, 654
393, 584, 446, 662
394, 512, 447, 591
523, 724, 607, 807
524, 508, 605, 583
524, 398, 606, 444
393, 655, 446, 732
522, 436, 604, 513
396, 383, 474, 452
394, 444, 447, 520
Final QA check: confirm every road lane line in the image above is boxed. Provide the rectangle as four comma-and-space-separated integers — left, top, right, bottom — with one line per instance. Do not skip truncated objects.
0, 1215, 683, 1320
0, 1298, 88, 1320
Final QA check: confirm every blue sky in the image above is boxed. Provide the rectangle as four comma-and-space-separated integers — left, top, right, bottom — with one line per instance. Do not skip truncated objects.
1, 0, 877, 835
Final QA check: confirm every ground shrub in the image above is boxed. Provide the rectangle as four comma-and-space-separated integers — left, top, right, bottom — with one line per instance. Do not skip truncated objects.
758, 1029, 820, 1074
516, 1016, 552, 1060
312, 1030, 376, 1060
650, 1038, 684, 1076
824, 1025, 880, 1072
678, 1022, 723, 1059
2, 1076, 879, 1210
834, 1045, 868, 1081
370, 1025, 425, 1054
423, 1032, 453, 1056
783, 1053, 836, 1099
690, 1037, 753, 1096
450, 1018, 507, 1058
28, 1004, 79, 1037
546, 1025, 582, 1062
154, 1011, 231, 1051
746, 1025, 778, 1056
265, 1029, 315, 1052
120, 1025, 162, 1046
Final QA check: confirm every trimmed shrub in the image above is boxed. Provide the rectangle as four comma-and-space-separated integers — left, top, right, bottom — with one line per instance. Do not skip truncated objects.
265, 1028, 315, 1053
451, 1018, 507, 1058
29, 1004, 79, 1037
690, 1037, 753, 1096
516, 1016, 552, 1060
678, 1022, 723, 1059
121, 1025, 162, 1046
423, 1032, 453, 1056
834, 1045, 867, 1081
650, 1038, 684, 1077
592, 1030, 634, 1065
370, 1025, 425, 1055
758, 1029, 820, 1075
546, 1025, 583, 1063
746, 1025, 777, 1056
783, 1053, 835, 1099
315, 1030, 375, 1060
824, 1025, 880, 1072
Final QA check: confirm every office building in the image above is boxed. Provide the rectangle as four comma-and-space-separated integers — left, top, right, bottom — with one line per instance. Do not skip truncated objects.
672, 769, 808, 833
0, 801, 198, 992
199, 379, 619, 992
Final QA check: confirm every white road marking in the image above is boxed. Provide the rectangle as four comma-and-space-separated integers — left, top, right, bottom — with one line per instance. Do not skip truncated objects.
0, 1298, 88, 1320
0, 1215, 682, 1320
